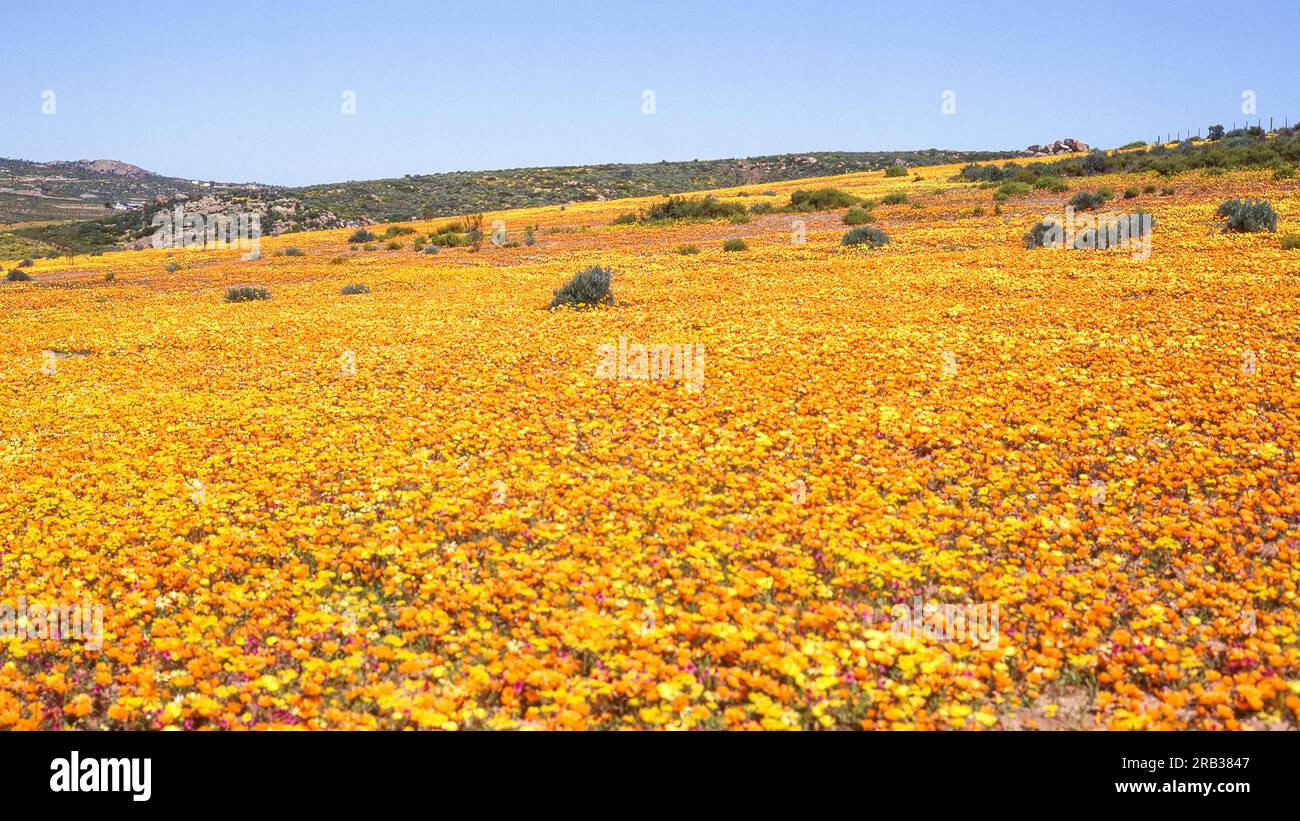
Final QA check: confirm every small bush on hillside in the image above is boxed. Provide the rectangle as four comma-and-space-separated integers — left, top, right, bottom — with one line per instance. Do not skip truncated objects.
787, 188, 861, 211
842, 226, 890, 248
1143, 184, 1158, 194
331, 255, 349, 264
1273, 163, 1296, 180
678, 244, 700, 255
348, 229, 377, 243
722, 238, 748, 252
993, 181, 1032, 202
1217, 198, 1277, 232
748, 201, 773, 215
433, 222, 466, 236
1160, 186, 1175, 196
385, 240, 403, 250
548, 265, 614, 309
843, 206, 875, 225
1033, 175, 1068, 193
611, 212, 638, 225
1024, 220, 1063, 249
423, 245, 440, 254
18, 258, 33, 267
1069, 190, 1110, 211
881, 191, 908, 205
279, 246, 305, 256
7, 269, 32, 281
104, 271, 115, 282
1279, 233, 1300, 250
1124, 188, 1140, 199
225, 286, 271, 302
363, 243, 378, 251
341, 283, 370, 295
382, 226, 416, 237
427, 231, 467, 247
644, 196, 746, 222
166, 263, 180, 272
884, 164, 908, 177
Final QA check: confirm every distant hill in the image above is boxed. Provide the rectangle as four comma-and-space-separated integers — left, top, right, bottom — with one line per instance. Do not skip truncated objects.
1, 148, 1023, 256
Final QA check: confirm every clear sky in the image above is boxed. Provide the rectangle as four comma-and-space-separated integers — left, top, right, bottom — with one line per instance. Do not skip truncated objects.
2, 0, 1296, 186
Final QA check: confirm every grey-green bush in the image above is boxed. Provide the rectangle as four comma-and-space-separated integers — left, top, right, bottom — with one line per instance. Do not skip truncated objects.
1217, 198, 1277, 232
548, 266, 614, 309
842, 227, 890, 248
225, 286, 271, 302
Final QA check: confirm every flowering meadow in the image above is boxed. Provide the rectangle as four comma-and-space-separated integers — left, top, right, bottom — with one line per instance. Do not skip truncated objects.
2, 161, 1298, 730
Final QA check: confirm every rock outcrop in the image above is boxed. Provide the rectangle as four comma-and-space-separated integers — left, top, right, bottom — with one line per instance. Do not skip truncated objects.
1025, 139, 1089, 157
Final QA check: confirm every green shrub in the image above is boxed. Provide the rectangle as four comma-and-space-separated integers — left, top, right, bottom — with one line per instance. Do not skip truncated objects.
1143, 184, 1158, 194
426, 231, 467, 247
166, 263, 180, 272
330, 255, 349, 264
423, 245, 440, 254
611, 212, 638, 225
1033, 175, 1068, 193
842, 226, 890, 248
385, 240, 403, 250
1023, 219, 1063, 249
7, 269, 32, 281
881, 191, 908, 205
843, 206, 875, 225
363, 243, 378, 251
225, 286, 271, 302
722, 238, 748, 252
1069, 190, 1110, 211
17, 258, 34, 267
348, 229, 377, 243
748, 201, 773, 215
433, 222, 466, 236
643, 195, 746, 222
104, 271, 115, 282
1123, 188, 1139, 199
279, 246, 306, 256
1160, 186, 1175, 196
1279, 233, 1300, 250
993, 181, 1032, 201
787, 188, 862, 211
884, 164, 908, 177
678, 244, 700, 255
548, 265, 614, 309
382, 226, 416, 237
1273, 163, 1296, 180
341, 283, 370, 295
1217, 198, 1277, 232
525, 226, 536, 246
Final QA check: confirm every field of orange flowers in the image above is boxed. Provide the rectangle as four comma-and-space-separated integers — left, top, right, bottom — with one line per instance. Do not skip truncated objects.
2, 161, 1298, 730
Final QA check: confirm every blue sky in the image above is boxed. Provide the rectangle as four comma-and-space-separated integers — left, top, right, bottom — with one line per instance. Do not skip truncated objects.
2, 0, 1296, 186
